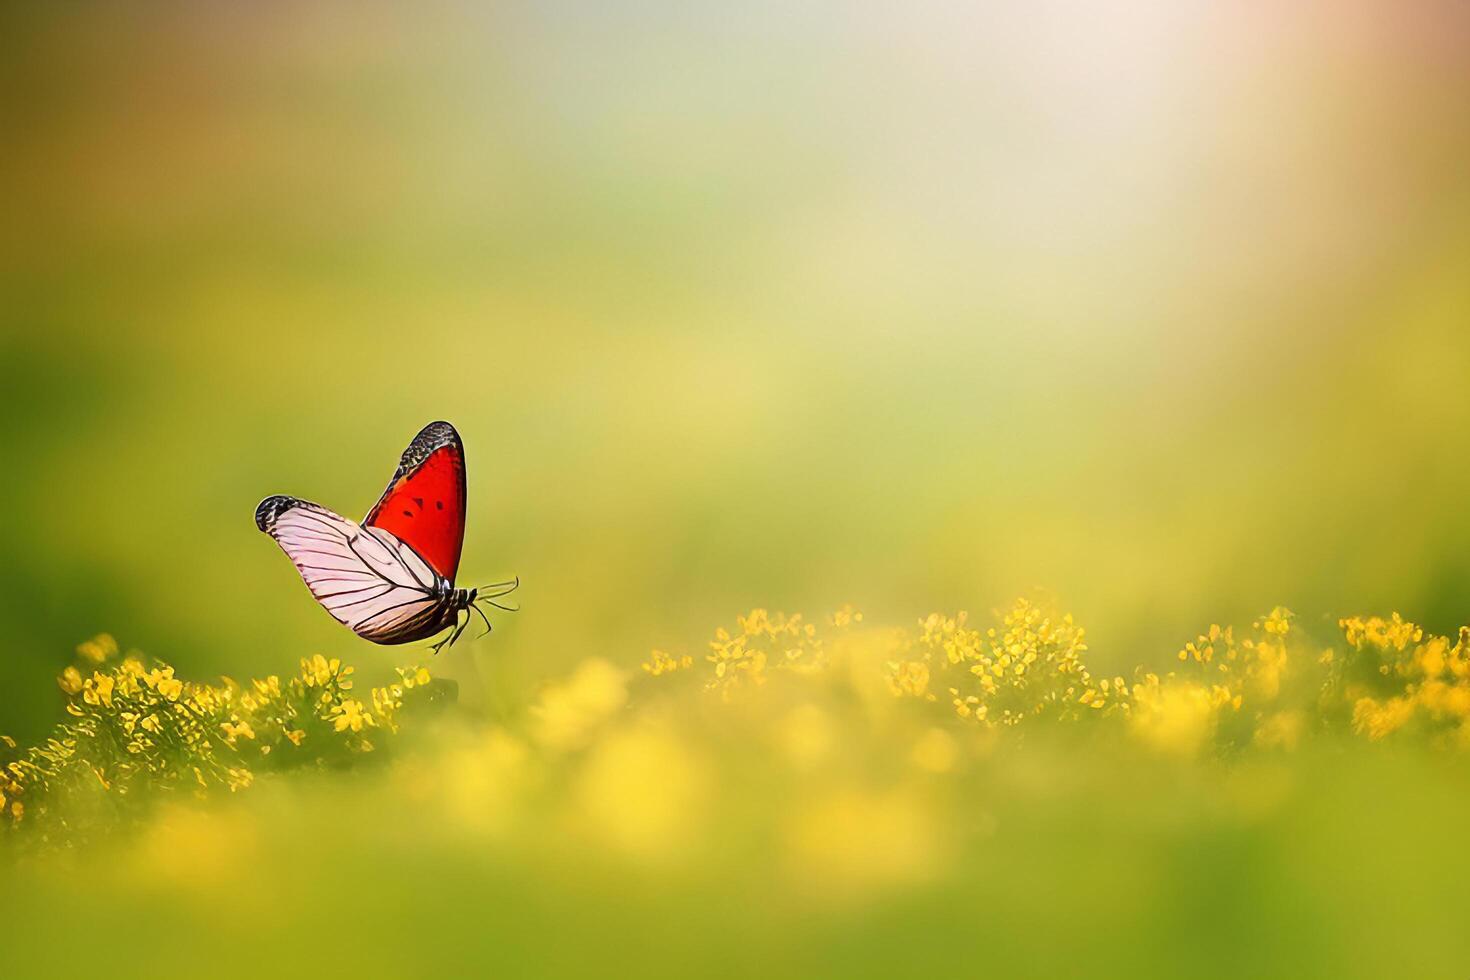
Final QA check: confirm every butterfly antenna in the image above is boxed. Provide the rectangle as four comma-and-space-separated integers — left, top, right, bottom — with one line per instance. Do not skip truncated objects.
472, 575, 520, 613
476, 576, 520, 597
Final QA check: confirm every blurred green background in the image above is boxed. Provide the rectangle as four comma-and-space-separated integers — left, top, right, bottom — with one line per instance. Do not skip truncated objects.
2, 3, 1469, 727
5, 3, 1470, 977
4, 2, 1469, 737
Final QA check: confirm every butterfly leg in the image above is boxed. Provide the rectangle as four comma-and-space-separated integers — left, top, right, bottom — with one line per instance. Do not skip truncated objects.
430, 607, 475, 656
450, 613, 471, 647
429, 612, 462, 656
469, 600, 495, 640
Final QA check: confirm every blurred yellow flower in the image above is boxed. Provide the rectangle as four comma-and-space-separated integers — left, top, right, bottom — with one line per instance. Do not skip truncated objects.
574, 723, 706, 860
531, 659, 627, 750
76, 633, 118, 664
58, 666, 83, 695
910, 727, 958, 773
22, 598, 1470, 852
785, 785, 940, 898
441, 728, 530, 837
1129, 676, 1236, 757
642, 649, 693, 676
777, 704, 835, 769
1352, 696, 1415, 740
1253, 711, 1304, 750
1340, 613, 1422, 652
221, 720, 255, 742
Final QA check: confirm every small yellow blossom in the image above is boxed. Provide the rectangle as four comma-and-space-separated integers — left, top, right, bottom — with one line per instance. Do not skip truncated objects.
76, 634, 118, 664
58, 666, 83, 695
642, 649, 694, 677
330, 699, 372, 733
887, 659, 933, 699
221, 720, 256, 741
82, 672, 115, 707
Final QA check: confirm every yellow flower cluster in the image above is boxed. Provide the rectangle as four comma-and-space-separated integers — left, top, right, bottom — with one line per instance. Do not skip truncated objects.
641, 605, 868, 698
884, 600, 1122, 726
642, 650, 693, 677
15, 602, 1470, 851
2, 638, 438, 838
0, 735, 21, 824
700, 609, 828, 697
1328, 615, 1470, 746
1125, 607, 1300, 753
641, 601, 1470, 758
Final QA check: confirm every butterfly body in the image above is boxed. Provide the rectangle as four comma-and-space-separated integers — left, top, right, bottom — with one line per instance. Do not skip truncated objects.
256, 422, 513, 651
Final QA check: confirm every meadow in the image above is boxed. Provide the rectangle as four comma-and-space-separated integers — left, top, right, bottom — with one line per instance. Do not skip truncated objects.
4, 3, 1470, 977
9, 603, 1470, 977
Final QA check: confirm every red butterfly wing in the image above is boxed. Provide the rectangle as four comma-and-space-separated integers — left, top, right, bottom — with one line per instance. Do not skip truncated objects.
363, 421, 467, 582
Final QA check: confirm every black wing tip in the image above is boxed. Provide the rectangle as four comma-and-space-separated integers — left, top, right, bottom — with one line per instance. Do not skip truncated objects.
399, 420, 462, 469
255, 494, 301, 532
417, 420, 461, 448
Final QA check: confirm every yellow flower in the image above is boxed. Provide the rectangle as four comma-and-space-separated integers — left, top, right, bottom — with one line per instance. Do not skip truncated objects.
57, 666, 83, 695
741, 608, 772, 636
76, 633, 118, 664
642, 649, 694, 677
330, 699, 372, 733
531, 659, 627, 750
1257, 607, 1294, 638
1129, 676, 1231, 757
303, 654, 338, 687
1352, 697, 1415, 740
221, 720, 255, 741
1340, 613, 1421, 652
156, 672, 183, 702
887, 659, 931, 699
371, 685, 403, 719
82, 672, 115, 707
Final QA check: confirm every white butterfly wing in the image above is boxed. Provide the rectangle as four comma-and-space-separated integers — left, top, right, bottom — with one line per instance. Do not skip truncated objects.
255, 495, 452, 643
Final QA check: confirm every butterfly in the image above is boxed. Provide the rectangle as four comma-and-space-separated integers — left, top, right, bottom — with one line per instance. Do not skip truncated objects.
255, 420, 516, 654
